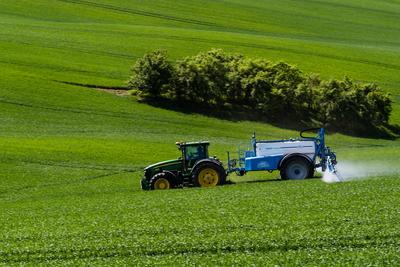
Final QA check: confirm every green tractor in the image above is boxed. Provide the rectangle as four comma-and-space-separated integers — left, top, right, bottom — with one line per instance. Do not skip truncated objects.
141, 141, 226, 190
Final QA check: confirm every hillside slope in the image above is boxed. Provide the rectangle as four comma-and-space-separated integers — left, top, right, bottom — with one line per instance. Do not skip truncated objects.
1, 0, 400, 119
1, 0, 400, 265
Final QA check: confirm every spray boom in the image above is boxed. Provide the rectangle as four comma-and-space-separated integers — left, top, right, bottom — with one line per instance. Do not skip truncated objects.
301, 128, 342, 181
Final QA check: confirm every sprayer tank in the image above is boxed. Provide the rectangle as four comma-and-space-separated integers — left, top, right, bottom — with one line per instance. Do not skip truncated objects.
255, 140, 316, 160
243, 140, 316, 171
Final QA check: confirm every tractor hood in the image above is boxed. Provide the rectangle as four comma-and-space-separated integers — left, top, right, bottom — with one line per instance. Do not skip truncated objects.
144, 159, 182, 171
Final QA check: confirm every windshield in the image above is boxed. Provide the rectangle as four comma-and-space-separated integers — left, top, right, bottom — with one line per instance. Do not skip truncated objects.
185, 145, 206, 160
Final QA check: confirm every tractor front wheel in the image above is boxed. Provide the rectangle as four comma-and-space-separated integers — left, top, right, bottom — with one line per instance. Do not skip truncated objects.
193, 162, 226, 187
150, 173, 172, 190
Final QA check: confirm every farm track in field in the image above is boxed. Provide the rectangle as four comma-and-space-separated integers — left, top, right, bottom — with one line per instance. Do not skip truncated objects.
301, 0, 400, 17
2, 232, 400, 263
56, 0, 400, 42
0, 59, 112, 77
8, 28, 398, 72
0, 172, 123, 195
57, 0, 216, 27
4, 20, 400, 50
0, 36, 135, 60
0, 96, 255, 131
0, 97, 150, 121
124, 34, 400, 71
6, 24, 400, 72
1, 156, 139, 172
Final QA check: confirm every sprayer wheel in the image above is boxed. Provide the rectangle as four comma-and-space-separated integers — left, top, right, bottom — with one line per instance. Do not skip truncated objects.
281, 157, 311, 180
308, 167, 315, 178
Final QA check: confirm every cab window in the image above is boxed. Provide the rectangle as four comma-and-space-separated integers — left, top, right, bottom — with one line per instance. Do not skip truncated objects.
185, 145, 206, 160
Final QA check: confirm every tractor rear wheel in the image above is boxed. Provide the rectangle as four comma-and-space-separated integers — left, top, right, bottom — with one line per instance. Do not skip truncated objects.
280, 157, 311, 180
150, 173, 172, 190
193, 162, 225, 187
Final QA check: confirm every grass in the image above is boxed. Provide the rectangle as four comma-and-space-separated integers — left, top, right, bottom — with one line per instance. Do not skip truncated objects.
1, 0, 400, 265
2, 175, 400, 265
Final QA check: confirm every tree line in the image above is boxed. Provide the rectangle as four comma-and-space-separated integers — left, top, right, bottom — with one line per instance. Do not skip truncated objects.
128, 49, 393, 136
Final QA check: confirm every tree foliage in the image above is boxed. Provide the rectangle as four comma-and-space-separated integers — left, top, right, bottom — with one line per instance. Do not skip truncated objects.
129, 49, 393, 135
128, 50, 173, 97
172, 49, 242, 104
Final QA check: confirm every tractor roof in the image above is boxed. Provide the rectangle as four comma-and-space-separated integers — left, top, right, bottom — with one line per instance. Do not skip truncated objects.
175, 141, 210, 147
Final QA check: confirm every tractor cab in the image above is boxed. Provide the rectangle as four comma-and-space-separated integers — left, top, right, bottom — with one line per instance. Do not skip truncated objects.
176, 141, 209, 169
141, 141, 226, 190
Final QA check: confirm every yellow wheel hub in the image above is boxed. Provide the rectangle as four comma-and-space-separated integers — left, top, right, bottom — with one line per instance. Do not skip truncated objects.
154, 178, 170, 190
198, 168, 219, 187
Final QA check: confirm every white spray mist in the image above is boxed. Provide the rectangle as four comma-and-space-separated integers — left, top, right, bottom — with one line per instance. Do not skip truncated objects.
321, 161, 400, 183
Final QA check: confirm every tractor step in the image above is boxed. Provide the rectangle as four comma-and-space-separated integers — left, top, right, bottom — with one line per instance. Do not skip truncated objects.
182, 176, 194, 187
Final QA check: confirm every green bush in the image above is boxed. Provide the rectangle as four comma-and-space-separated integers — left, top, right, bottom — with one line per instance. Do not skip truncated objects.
172, 49, 242, 104
309, 77, 392, 132
129, 49, 393, 135
128, 50, 173, 97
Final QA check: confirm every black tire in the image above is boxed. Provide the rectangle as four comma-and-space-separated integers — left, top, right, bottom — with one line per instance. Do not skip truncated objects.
308, 167, 315, 178
192, 161, 226, 187
141, 178, 150, 190
280, 157, 311, 180
150, 173, 173, 190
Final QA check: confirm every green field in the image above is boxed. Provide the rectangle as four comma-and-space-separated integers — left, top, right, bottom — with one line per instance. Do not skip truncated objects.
1, 0, 400, 265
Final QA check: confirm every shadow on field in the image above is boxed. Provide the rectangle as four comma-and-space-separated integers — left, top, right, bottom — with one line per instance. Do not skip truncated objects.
239, 175, 321, 184
142, 96, 305, 128
244, 178, 282, 184
54, 79, 400, 140
141, 97, 400, 140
